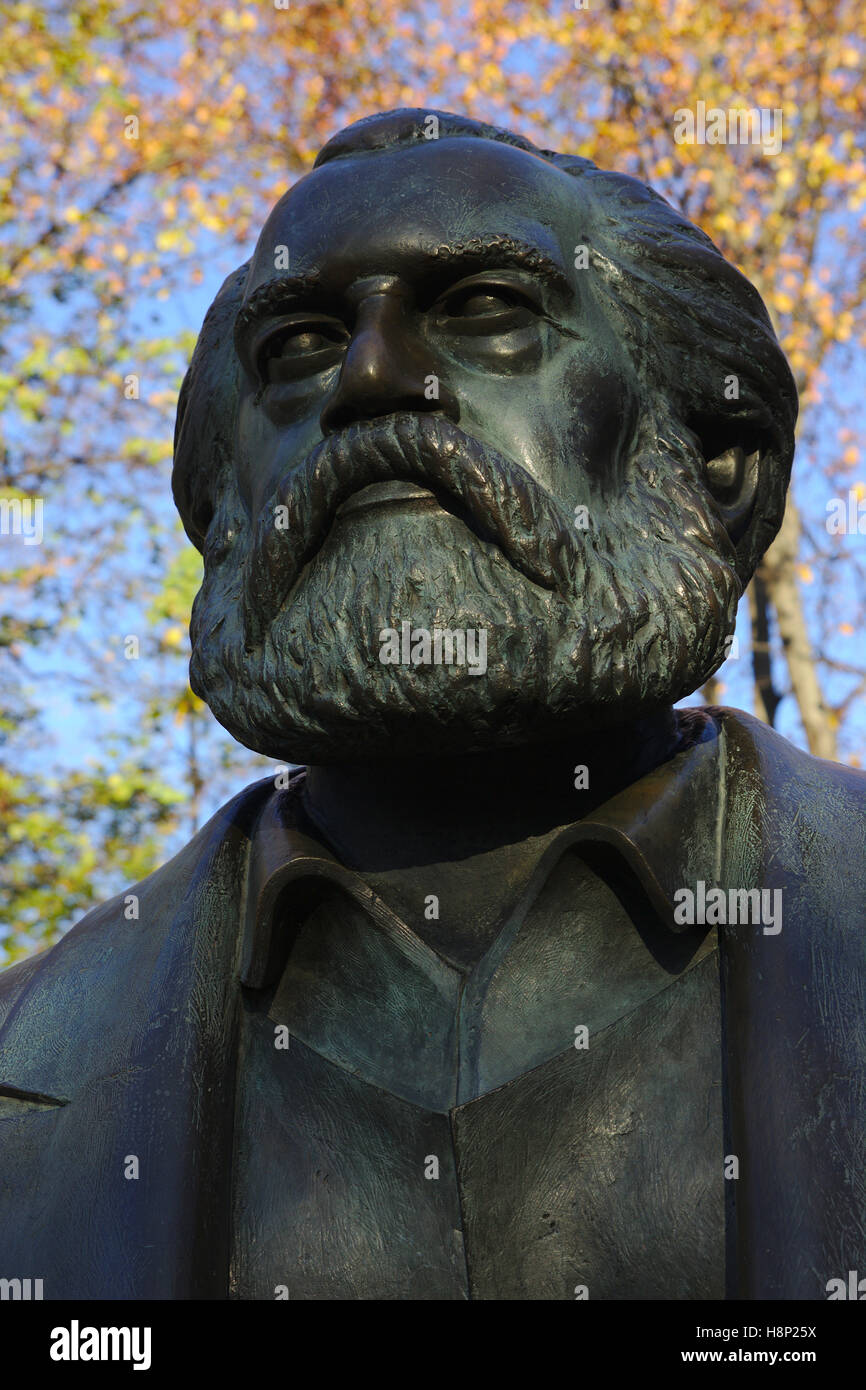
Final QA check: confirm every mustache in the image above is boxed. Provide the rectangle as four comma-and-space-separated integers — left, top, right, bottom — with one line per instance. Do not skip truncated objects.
241, 412, 577, 648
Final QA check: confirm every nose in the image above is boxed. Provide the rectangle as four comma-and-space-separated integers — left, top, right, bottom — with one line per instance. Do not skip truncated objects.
319, 287, 458, 435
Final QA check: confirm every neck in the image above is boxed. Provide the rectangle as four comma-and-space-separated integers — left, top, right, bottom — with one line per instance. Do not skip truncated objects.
301, 706, 684, 871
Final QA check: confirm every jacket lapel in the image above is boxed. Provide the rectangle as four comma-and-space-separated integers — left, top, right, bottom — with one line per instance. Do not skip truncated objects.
0, 781, 268, 1298
717, 711, 866, 1298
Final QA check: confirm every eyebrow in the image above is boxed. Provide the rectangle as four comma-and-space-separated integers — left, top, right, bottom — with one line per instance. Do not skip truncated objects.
426, 234, 573, 293
235, 233, 573, 338
235, 271, 324, 344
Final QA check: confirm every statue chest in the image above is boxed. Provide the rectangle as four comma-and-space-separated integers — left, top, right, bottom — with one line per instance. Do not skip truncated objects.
229, 871, 724, 1299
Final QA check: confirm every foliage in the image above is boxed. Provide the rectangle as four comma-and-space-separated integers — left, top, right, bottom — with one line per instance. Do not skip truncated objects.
1, 0, 864, 963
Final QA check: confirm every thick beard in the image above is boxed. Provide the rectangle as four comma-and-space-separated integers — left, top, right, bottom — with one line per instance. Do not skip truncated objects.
190, 411, 740, 764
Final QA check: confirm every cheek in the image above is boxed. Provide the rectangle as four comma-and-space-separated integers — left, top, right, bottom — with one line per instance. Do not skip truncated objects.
556, 348, 637, 491
505, 350, 636, 510
236, 395, 317, 518
566, 346, 631, 442
236, 395, 275, 514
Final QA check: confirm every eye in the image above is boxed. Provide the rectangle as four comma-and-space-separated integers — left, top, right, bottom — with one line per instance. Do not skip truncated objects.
255, 317, 349, 383
448, 289, 515, 317
434, 277, 540, 335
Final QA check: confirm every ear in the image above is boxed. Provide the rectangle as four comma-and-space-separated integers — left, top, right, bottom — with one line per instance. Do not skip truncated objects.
705, 445, 761, 543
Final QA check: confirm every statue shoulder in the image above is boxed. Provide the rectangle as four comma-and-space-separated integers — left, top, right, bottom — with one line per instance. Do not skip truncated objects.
0, 775, 279, 1024
710, 704, 866, 799
709, 706, 866, 908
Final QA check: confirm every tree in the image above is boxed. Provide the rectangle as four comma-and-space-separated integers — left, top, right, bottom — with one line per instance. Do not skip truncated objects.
1, 0, 864, 962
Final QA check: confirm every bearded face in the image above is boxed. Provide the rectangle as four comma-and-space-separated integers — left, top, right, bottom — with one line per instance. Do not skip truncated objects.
190, 404, 739, 763
179, 122, 791, 766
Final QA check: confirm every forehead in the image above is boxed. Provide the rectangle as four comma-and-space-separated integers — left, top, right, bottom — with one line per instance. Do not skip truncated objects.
246, 138, 584, 294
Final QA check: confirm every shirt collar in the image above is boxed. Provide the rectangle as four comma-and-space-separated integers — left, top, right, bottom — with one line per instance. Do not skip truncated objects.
240, 710, 725, 993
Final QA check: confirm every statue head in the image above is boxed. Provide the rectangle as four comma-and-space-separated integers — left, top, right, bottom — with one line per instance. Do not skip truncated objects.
172, 109, 797, 765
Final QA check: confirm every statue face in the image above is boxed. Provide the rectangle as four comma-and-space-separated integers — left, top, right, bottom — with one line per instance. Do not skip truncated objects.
234, 137, 637, 540
190, 136, 741, 763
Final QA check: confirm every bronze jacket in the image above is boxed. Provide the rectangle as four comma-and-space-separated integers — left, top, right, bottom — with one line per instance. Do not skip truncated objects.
0, 709, 864, 1300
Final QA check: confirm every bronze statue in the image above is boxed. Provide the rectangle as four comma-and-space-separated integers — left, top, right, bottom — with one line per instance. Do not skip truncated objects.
1, 110, 864, 1300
